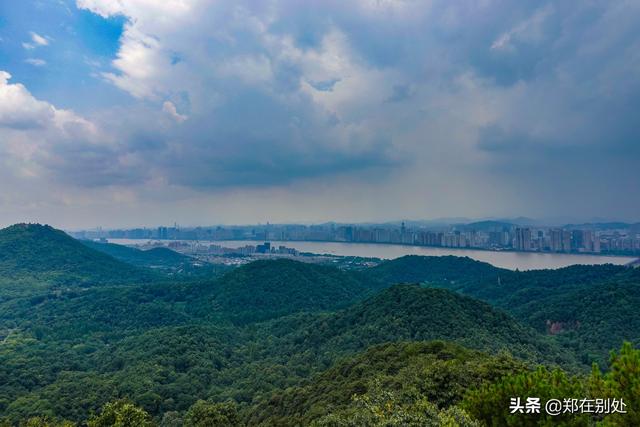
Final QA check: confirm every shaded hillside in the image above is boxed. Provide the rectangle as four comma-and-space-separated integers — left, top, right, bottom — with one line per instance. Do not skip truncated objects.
423, 262, 637, 365
258, 284, 577, 369
81, 240, 225, 277
507, 279, 640, 366
0, 283, 568, 422
81, 240, 190, 267
365, 255, 503, 286
363, 256, 637, 364
201, 259, 379, 324
1, 258, 380, 341
250, 341, 526, 426
0, 224, 154, 288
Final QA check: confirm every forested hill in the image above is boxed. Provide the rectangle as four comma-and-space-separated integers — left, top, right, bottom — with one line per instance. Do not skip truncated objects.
360, 255, 639, 365
1, 225, 639, 425
81, 240, 227, 277
250, 340, 528, 425
205, 259, 379, 324
365, 254, 505, 285
261, 284, 577, 367
81, 240, 191, 267
0, 224, 153, 286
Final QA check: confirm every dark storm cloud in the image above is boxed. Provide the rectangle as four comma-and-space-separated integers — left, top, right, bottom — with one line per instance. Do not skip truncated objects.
2, 0, 640, 223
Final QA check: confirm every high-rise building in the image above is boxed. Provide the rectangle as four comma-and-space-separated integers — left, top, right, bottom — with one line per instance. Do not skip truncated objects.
550, 229, 563, 252
562, 230, 572, 252
571, 230, 584, 250
514, 228, 532, 251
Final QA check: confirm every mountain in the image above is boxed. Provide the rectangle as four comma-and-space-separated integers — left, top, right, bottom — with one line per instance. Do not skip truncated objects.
0, 224, 153, 288
365, 255, 504, 286
80, 240, 225, 278
203, 259, 380, 324
80, 240, 190, 267
363, 256, 639, 365
423, 262, 638, 365
562, 222, 633, 230
1, 258, 380, 341
250, 341, 526, 426
0, 282, 566, 422
454, 220, 515, 231
261, 284, 576, 367
1, 233, 636, 425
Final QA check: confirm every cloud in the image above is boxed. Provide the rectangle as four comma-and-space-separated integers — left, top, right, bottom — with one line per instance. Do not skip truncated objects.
490, 5, 553, 51
30, 32, 50, 46
0, 70, 141, 186
162, 101, 187, 123
2, 0, 639, 226
23, 32, 50, 49
25, 58, 47, 67
0, 71, 55, 129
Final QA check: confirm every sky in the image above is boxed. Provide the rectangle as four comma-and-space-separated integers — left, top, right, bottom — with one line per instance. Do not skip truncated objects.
0, 0, 639, 229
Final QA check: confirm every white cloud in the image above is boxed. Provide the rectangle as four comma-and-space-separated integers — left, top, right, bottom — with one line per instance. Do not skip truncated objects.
0, 71, 112, 182
162, 101, 187, 123
30, 32, 49, 46
25, 58, 47, 67
23, 32, 50, 50
491, 5, 553, 51
0, 0, 632, 225
0, 71, 55, 129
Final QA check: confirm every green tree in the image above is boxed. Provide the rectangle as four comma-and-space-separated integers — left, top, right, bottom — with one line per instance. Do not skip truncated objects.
462, 367, 590, 426
20, 418, 75, 427
87, 400, 154, 427
589, 341, 640, 426
183, 401, 240, 427
313, 380, 479, 426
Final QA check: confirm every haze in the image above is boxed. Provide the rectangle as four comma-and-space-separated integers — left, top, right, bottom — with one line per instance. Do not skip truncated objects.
0, 1, 638, 229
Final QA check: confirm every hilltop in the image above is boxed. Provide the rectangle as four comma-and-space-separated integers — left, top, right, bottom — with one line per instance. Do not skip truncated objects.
80, 240, 226, 278
259, 284, 576, 368
365, 255, 504, 285
201, 259, 380, 324
0, 224, 153, 287
250, 341, 526, 425
81, 240, 190, 267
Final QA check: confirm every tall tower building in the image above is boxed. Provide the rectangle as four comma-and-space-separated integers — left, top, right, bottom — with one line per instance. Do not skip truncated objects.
515, 228, 532, 251
550, 229, 563, 252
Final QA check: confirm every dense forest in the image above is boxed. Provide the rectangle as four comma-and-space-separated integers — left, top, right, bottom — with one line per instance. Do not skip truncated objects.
1, 224, 639, 426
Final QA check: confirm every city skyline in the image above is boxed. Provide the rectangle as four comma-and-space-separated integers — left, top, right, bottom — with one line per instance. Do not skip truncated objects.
70, 219, 640, 256
1, 1, 640, 229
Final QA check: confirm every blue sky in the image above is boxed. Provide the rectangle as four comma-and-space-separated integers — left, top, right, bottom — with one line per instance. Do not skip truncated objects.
0, 1, 639, 228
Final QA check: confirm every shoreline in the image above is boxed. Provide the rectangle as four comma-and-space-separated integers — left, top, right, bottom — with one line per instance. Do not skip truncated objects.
106, 237, 637, 271
111, 236, 638, 260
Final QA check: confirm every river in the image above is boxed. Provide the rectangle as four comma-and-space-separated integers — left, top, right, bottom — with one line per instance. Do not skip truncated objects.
108, 238, 637, 271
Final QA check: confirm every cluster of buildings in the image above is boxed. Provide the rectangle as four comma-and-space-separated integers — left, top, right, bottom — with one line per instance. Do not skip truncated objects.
164, 241, 299, 257
72, 221, 640, 255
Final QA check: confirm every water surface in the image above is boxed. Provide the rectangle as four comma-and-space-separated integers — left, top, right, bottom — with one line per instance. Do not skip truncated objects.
109, 238, 637, 271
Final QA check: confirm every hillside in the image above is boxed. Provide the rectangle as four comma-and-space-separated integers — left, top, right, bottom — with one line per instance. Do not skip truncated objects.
0, 239, 636, 425
203, 259, 380, 324
0, 224, 153, 288
363, 255, 638, 365
250, 341, 527, 425
80, 240, 225, 277
0, 259, 380, 343
81, 240, 190, 267
422, 262, 638, 365
257, 284, 577, 369
365, 255, 504, 286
